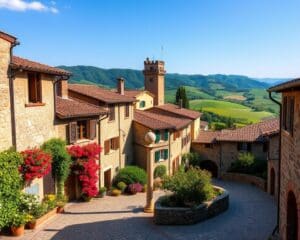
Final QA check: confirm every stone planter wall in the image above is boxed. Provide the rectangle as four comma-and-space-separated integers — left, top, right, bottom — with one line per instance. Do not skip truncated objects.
221, 172, 266, 191
154, 186, 229, 225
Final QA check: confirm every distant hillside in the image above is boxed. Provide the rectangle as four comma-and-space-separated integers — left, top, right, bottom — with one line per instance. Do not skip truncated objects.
58, 65, 270, 90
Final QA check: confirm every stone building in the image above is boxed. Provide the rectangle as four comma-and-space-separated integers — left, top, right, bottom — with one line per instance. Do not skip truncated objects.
268, 79, 300, 240
0, 31, 106, 199
68, 81, 136, 189
192, 118, 279, 178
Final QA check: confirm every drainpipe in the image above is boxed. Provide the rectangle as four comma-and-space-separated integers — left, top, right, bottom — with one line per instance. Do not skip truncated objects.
118, 104, 122, 169
98, 114, 108, 188
8, 40, 20, 150
268, 91, 282, 235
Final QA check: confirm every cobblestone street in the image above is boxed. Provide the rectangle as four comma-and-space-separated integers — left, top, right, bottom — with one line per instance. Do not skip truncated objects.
2, 180, 276, 240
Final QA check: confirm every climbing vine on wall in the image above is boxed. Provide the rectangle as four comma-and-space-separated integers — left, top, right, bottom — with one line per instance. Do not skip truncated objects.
68, 143, 101, 198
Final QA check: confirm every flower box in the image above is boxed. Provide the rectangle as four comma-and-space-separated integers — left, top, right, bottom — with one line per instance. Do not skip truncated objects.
35, 207, 58, 227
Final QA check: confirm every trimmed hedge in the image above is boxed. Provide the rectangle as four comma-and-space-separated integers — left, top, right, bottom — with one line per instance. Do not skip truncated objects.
114, 166, 147, 185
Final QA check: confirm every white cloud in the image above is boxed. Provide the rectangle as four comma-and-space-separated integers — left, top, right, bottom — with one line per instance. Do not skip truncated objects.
0, 0, 59, 13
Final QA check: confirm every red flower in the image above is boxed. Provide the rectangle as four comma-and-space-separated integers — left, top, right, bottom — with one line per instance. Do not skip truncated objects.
68, 143, 102, 197
20, 148, 52, 182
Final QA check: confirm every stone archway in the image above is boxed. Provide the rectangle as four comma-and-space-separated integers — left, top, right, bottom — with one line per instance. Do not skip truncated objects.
286, 191, 298, 240
200, 160, 218, 178
270, 168, 275, 196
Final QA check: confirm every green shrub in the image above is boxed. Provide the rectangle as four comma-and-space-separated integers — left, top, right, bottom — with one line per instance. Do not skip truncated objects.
117, 182, 127, 192
154, 165, 167, 178
162, 167, 215, 207
0, 150, 23, 228
229, 152, 267, 178
182, 152, 201, 167
42, 138, 72, 197
113, 166, 147, 185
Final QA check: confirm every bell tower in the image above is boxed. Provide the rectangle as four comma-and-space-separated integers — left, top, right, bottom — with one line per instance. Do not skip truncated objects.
143, 58, 166, 106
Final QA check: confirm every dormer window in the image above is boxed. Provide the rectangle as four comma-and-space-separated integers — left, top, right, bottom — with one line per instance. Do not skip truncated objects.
28, 73, 42, 103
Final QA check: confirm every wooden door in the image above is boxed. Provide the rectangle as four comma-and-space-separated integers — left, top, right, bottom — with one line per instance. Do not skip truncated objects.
104, 169, 112, 190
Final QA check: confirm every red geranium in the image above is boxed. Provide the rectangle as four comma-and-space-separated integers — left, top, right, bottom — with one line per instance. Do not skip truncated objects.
20, 148, 52, 182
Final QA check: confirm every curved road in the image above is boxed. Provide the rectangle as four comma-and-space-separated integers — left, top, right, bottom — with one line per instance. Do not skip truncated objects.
14, 180, 276, 240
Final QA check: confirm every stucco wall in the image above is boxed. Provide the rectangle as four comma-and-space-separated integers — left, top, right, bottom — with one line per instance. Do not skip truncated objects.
191, 117, 200, 140
134, 92, 153, 110
0, 38, 12, 151
279, 90, 300, 240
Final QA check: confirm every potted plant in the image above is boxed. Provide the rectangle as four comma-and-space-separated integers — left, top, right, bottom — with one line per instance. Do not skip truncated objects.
26, 217, 37, 230
10, 212, 27, 237
99, 187, 107, 198
56, 195, 67, 213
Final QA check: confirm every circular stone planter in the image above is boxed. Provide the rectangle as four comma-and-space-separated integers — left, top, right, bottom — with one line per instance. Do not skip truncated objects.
154, 186, 229, 225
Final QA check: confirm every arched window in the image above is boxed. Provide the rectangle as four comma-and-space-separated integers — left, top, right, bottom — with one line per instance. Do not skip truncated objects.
286, 191, 298, 240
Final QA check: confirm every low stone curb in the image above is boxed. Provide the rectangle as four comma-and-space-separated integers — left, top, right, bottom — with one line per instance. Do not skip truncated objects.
154, 186, 229, 225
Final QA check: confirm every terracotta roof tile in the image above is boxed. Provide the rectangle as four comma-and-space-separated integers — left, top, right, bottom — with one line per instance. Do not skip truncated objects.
0, 31, 17, 43
218, 118, 279, 142
134, 108, 192, 130
193, 131, 220, 144
69, 84, 136, 104
155, 103, 201, 120
56, 97, 107, 119
268, 78, 299, 92
11, 56, 71, 76
193, 118, 279, 143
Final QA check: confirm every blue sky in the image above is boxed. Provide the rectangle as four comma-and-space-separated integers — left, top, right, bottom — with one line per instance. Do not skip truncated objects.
1, 0, 300, 78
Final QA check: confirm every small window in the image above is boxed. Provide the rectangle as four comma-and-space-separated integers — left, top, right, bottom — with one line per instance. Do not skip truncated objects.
125, 104, 130, 118
283, 96, 295, 136
104, 137, 119, 154
155, 149, 168, 162
108, 105, 115, 121
237, 142, 251, 152
139, 101, 146, 108
77, 120, 88, 139
28, 73, 42, 103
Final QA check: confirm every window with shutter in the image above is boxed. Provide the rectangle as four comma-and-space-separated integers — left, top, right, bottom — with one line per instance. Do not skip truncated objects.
28, 73, 42, 103
164, 149, 168, 159
164, 130, 169, 141
104, 140, 110, 154
155, 151, 160, 162
68, 122, 77, 144
108, 105, 115, 121
125, 104, 130, 118
155, 130, 161, 143
89, 120, 97, 140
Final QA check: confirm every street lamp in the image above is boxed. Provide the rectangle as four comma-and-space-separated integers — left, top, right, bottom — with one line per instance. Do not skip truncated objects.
144, 130, 156, 213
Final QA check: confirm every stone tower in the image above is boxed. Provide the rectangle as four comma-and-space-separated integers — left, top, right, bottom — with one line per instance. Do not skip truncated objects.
143, 58, 166, 106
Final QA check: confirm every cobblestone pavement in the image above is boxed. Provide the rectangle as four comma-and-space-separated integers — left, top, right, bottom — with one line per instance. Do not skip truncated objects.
2, 180, 276, 240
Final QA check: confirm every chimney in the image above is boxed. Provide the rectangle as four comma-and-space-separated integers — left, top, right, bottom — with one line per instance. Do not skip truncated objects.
117, 77, 125, 95
179, 99, 183, 109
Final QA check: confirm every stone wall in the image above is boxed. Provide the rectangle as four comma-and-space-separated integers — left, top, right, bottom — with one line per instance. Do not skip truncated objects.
14, 72, 57, 151
279, 90, 300, 240
0, 38, 12, 151
154, 186, 229, 225
221, 172, 266, 191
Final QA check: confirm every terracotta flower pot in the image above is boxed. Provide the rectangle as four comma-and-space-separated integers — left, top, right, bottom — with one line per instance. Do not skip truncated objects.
11, 225, 24, 237
57, 206, 64, 213
26, 221, 37, 230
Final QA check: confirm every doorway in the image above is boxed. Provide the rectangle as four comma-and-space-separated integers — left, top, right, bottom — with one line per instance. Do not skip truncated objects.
270, 168, 275, 196
286, 191, 298, 240
104, 168, 112, 190
200, 160, 218, 178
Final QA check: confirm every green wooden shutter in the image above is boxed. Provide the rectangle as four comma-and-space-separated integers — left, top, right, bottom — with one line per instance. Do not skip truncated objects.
155, 151, 160, 162
164, 130, 169, 140
164, 149, 168, 159
155, 130, 161, 143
